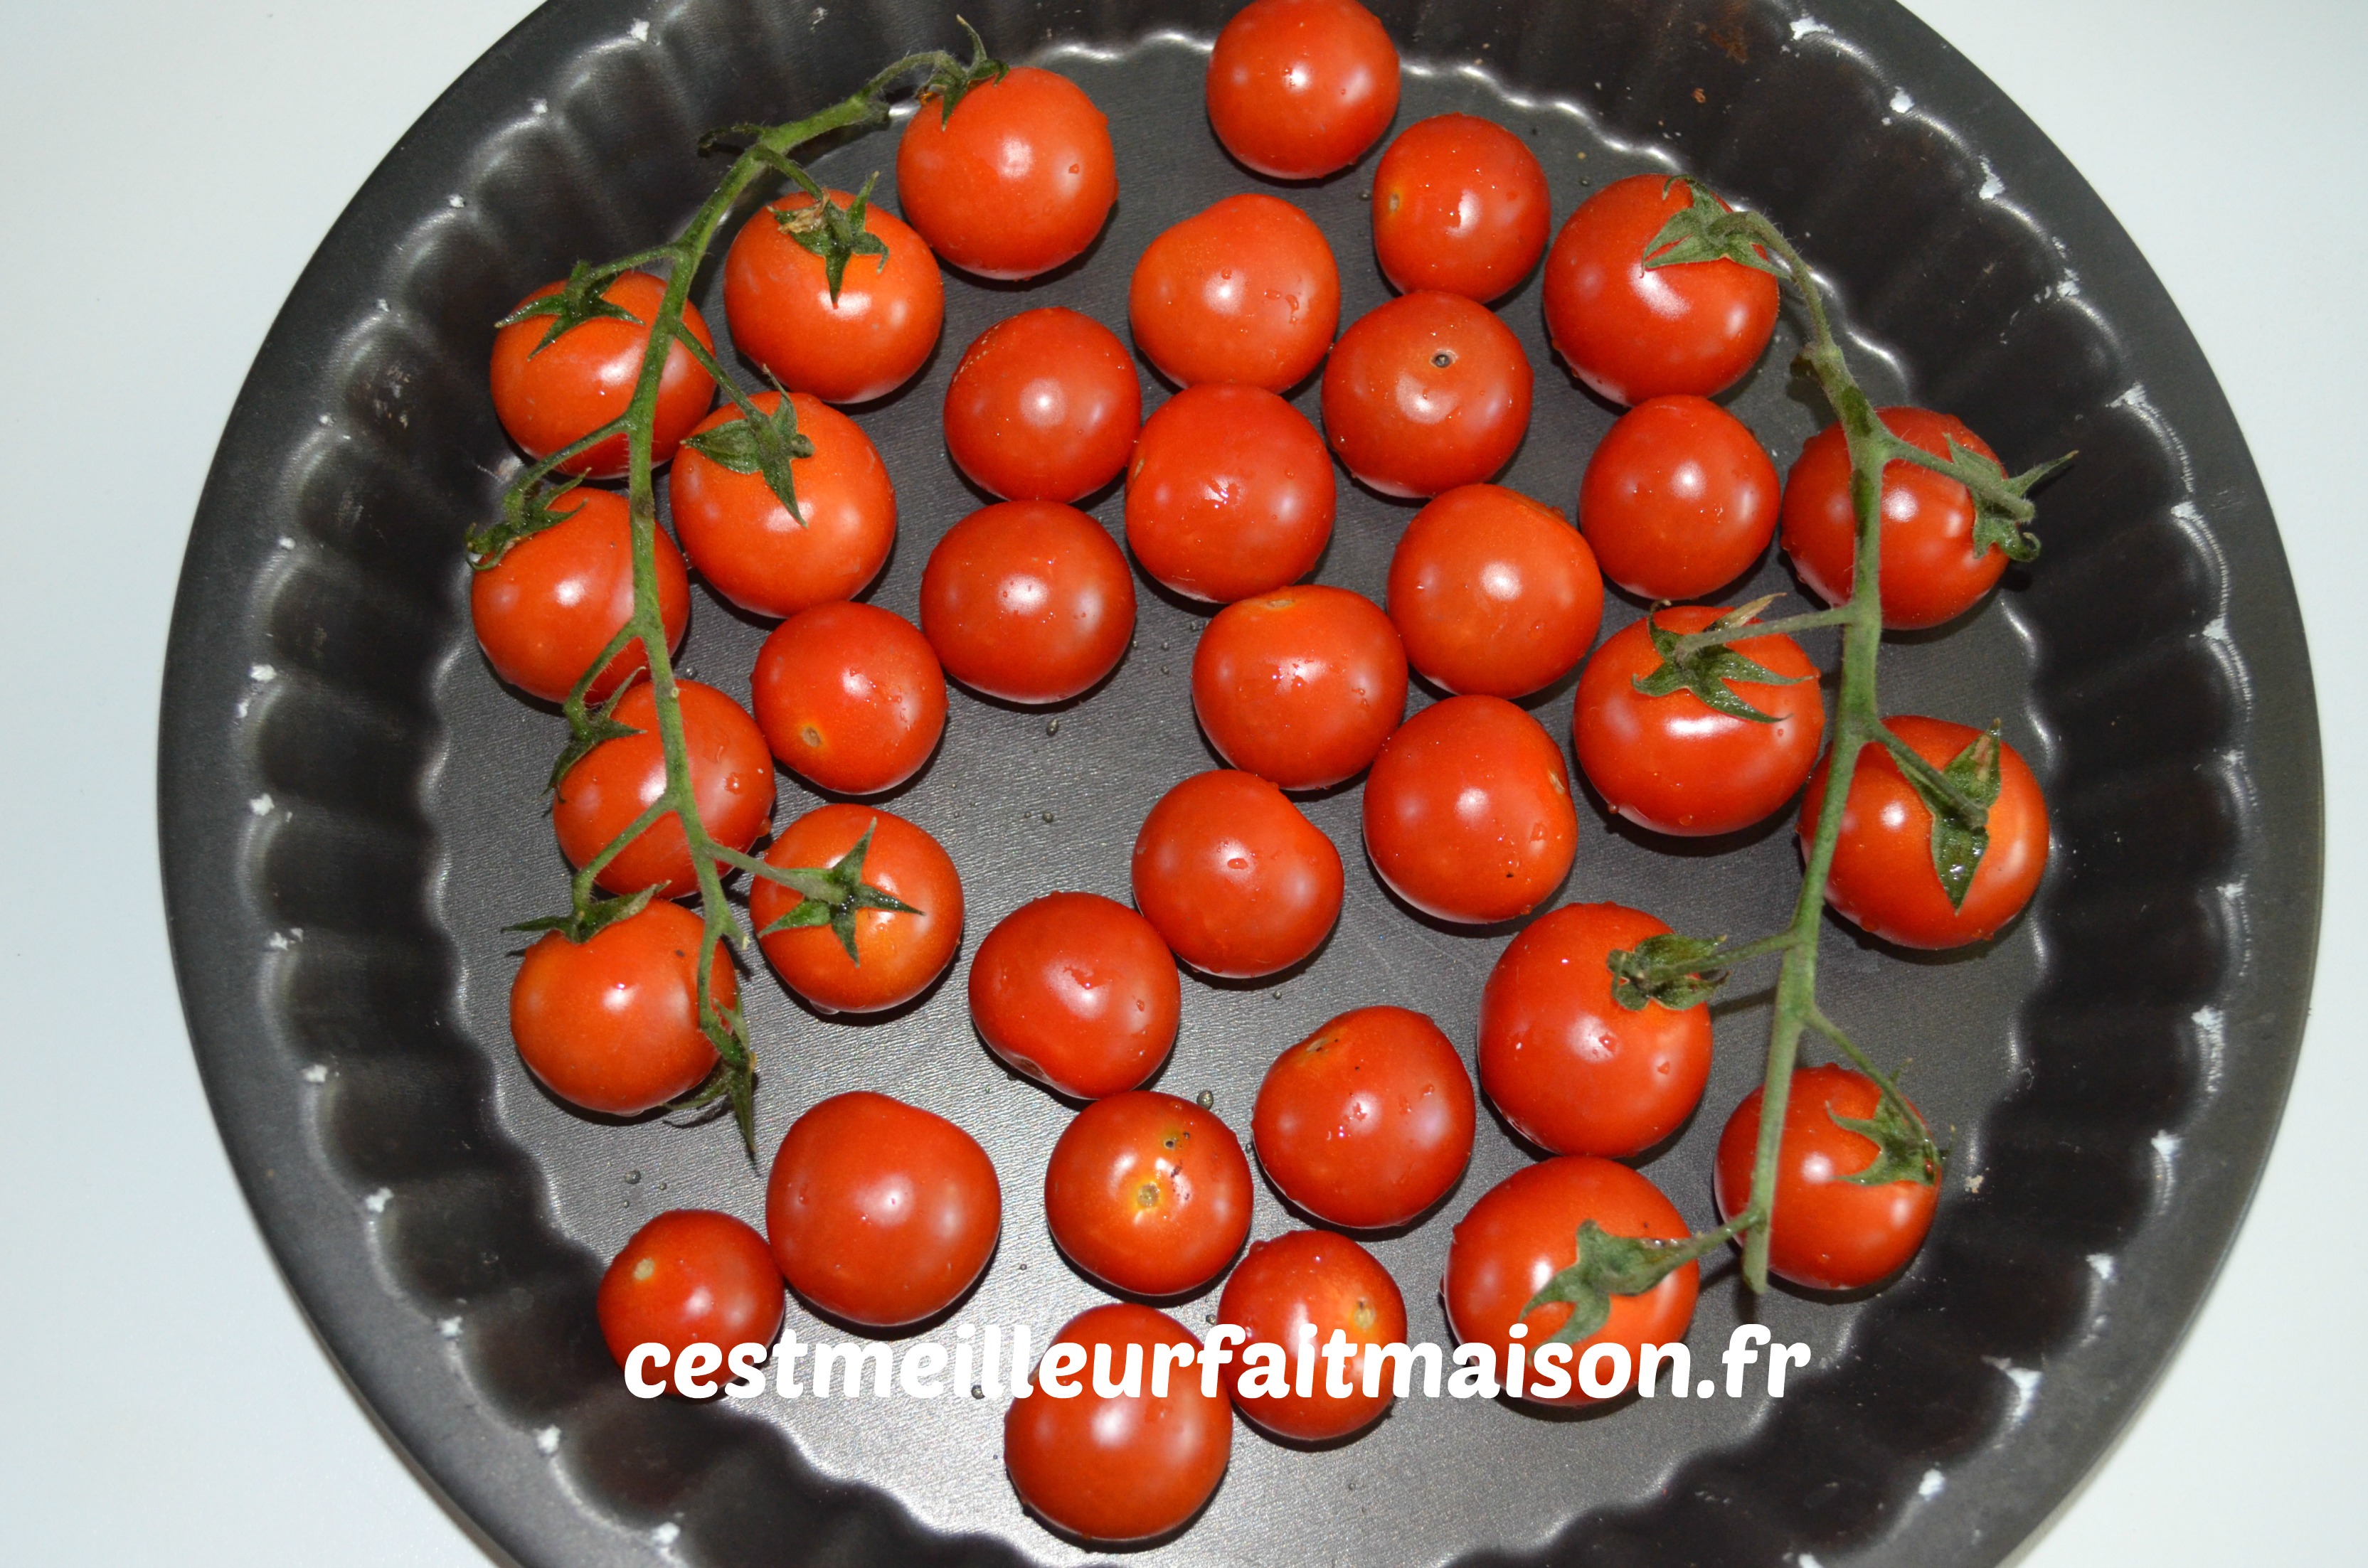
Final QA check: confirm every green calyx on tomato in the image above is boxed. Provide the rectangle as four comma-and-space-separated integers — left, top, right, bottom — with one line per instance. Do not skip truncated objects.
915, 16, 1007, 122
1640, 176, 1782, 277
493, 256, 645, 356
1630, 597, 1812, 724
509, 882, 659, 946
545, 673, 644, 793
767, 164, 891, 304
467, 472, 591, 570
1890, 721, 2005, 911
1520, 1219, 1737, 1345
1830, 1089, 1942, 1188
1958, 437, 2071, 565
681, 390, 814, 523
1605, 931, 1731, 1012
756, 818, 924, 963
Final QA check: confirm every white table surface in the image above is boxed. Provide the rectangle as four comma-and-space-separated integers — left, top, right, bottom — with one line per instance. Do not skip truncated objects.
3, 1, 2357, 1562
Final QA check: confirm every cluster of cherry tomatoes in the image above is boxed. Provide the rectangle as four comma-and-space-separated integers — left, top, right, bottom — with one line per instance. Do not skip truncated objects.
469, 0, 2052, 1546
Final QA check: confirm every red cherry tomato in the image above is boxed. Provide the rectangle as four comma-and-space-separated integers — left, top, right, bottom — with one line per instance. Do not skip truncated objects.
896, 66, 1117, 280
489, 270, 716, 477
1478, 902, 1713, 1157
469, 486, 690, 703
1215, 1230, 1407, 1441
597, 1210, 783, 1375
1131, 770, 1344, 978
1251, 1005, 1475, 1229
1781, 408, 2007, 629
722, 188, 944, 404
750, 600, 945, 796
509, 900, 728, 1116
552, 680, 775, 898
1005, 1303, 1231, 1545
1800, 715, 2049, 949
1443, 1155, 1699, 1408
765, 1090, 1002, 1328
943, 308, 1140, 503
1370, 113, 1551, 302
1130, 194, 1340, 393
969, 892, 1182, 1100
1043, 1090, 1253, 1297
750, 804, 962, 1015
1573, 605, 1825, 838
1191, 586, 1407, 790
1542, 174, 1779, 406
918, 501, 1136, 705
1361, 695, 1577, 924
1205, 0, 1400, 180
1714, 1065, 1940, 1291
1386, 484, 1604, 698
1580, 394, 1779, 600
1322, 291, 1532, 498
1125, 383, 1335, 602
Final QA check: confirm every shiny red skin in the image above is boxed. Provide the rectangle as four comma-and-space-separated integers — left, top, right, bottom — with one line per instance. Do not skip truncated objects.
896, 67, 1117, 280
1573, 605, 1825, 838
1322, 291, 1533, 498
1215, 1230, 1407, 1440
1443, 1155, 1699, 1408
1125, 383, 1336, 602
1370, 113, 1551, 303
597, 1210, 784, 1372
751, 601, 945, 796
1361, 695, 1577, 924
1044, 1091, 1254, 1297
1191, 586, 1407, 790
943, 308, 1140, 503
1800, 715, 2049, 948
1478, 902, 1713, 1157
919, 501, 1137, 704
1580, 395, 1780, 600
509, 900, 729, 1116
969, 892, 1182, 1100
667, 391, 895, 619
751, 804, 963, 1015
1386, 484, 1604, 698
1715, 1065, 1940, 1291
469, 487, 690, 703
1252, 1005, 1475, 1229
765, 1091, 1002, 1328
1542, 174, 1780, 406
489, 271, 716, 476
1782, 408, 2008, 629
552, 680, 775, 898
1131, 770, 1344, 978
723, 188, 944, 404
1005, 1303, 1231, 1545
1130, 194, 1341, 393
1205, 0, 1401, 179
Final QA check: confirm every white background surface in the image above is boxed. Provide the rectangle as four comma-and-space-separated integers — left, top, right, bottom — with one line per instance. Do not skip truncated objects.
1, 1, 2357, 1562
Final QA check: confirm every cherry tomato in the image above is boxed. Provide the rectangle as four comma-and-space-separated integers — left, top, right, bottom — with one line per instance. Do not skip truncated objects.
1714, 1064, 1940, 1291
1130, 194, 1340, 393
943, 308, 1140, 503
597, 1210, 783, 1375
489, 270, 716, 477
1800, 715, 2049, 949
1005, 1303, 1231, 1545
665, 390, 895, 621
765, 1090, 1002, 1327
1443, 1155, 1698, 1408
1125, 383, 1335, 603
469, 486, 690, 703
1044, 1089, 1253, 1297
1215, 1230, 1407, 1441
1542, 174, 1779, 406
1573, 605, 1825, 838
1579, 395, 1779, 600
1251, 1005, 1475, 1229
1386, 484, 1604, 698
750, 804, 962, 1015
1781, 407, 2007, 629
919, 501, 1136, 705
1191, 587, 1406, 791
750, 600, 945, 796
1479, 902, 1712, 1157
1361, 695, 1576, 924
722, 188, 943, 404
1370, 113, 1550, 303
1205, 0, 1400, 180
970, 892, 1182, 1100
1131, 769, 1344, 978
552, 680, 775, 898
509, 900, 728, 1116
1322, 291, 1532, 498
896, 66, 1117, 280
